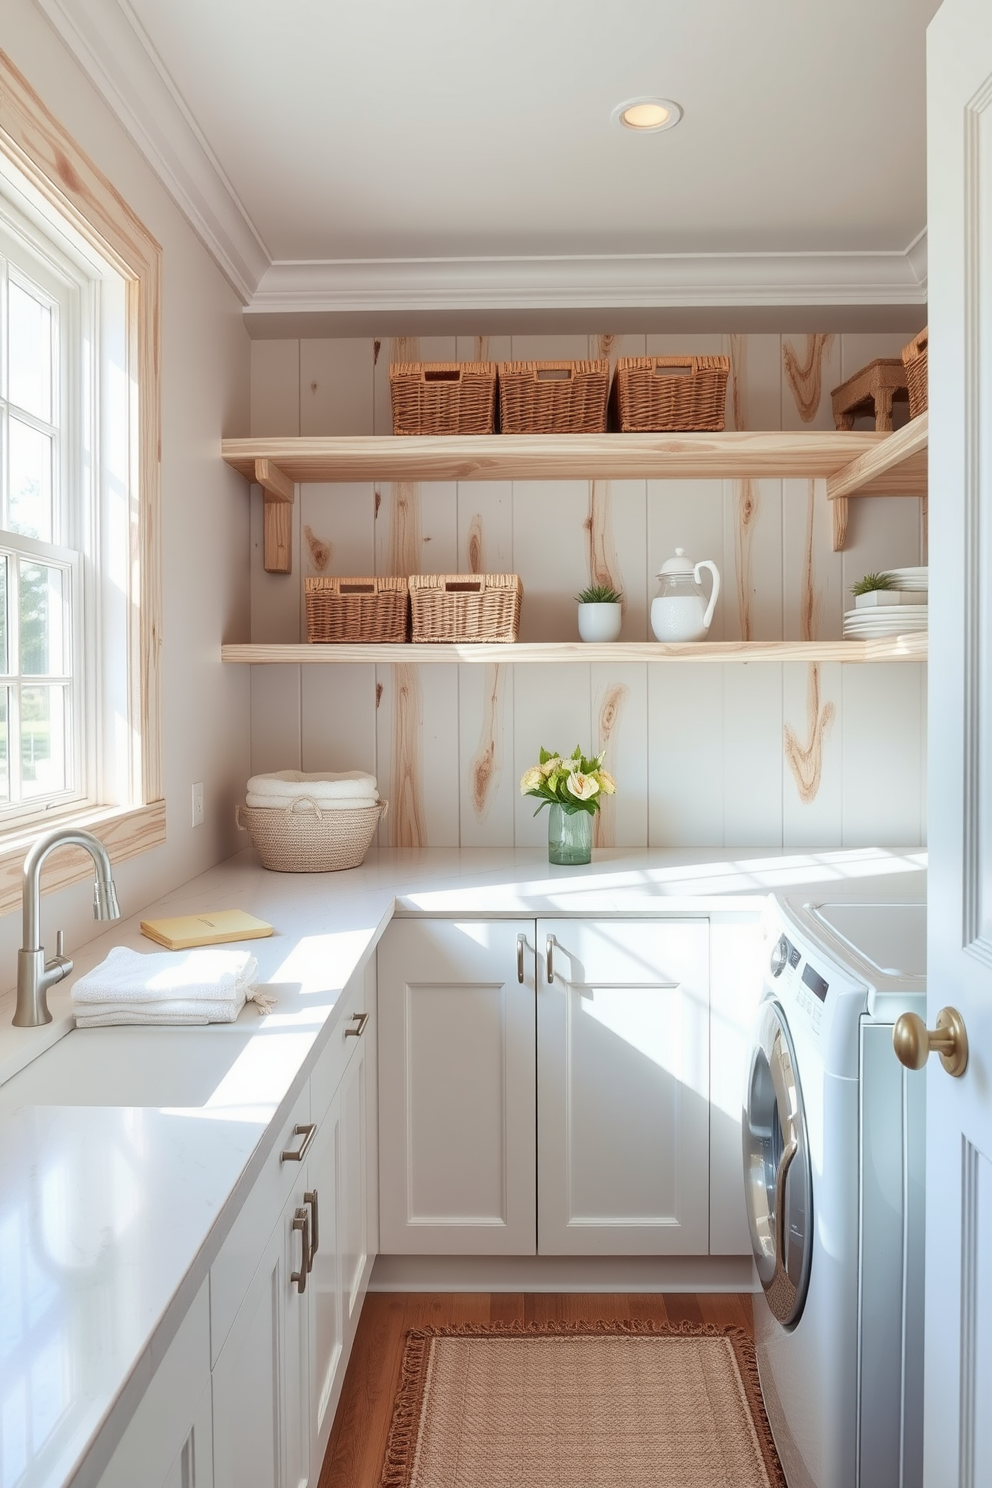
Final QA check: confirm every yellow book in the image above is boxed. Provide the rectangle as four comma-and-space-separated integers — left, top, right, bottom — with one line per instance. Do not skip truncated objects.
139, 909, 274, 951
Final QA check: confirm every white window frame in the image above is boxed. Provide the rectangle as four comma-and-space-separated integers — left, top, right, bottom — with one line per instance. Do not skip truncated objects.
0, 47, 164, 915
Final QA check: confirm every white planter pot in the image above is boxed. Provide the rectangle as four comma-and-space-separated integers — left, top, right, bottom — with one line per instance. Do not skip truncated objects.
577, 602, 622, 642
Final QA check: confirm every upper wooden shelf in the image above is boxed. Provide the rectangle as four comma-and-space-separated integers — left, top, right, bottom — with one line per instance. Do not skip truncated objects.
223, 416, 928, 560
225, 428, 899, 485
221, 636, 927, 667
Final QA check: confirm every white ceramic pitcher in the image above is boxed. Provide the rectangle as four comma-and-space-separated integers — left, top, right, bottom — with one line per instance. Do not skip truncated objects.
651, 548, 721, 642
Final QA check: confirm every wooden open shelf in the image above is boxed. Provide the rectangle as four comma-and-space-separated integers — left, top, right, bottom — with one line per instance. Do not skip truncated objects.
221, 636, 927, 666
222, 419, 928, 563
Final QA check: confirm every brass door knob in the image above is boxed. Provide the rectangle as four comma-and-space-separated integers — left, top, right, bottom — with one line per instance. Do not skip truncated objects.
893, 1006, 969, 1078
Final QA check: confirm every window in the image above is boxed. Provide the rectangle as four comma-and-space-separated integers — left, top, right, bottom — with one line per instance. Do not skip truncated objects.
0, 50, 164, 913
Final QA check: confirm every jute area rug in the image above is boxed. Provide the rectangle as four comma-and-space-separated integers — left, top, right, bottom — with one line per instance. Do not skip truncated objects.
381, 1320, 785, 1488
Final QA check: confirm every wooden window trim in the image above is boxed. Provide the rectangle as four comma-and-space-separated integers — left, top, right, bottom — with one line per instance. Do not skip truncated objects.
0, 48, 164, 908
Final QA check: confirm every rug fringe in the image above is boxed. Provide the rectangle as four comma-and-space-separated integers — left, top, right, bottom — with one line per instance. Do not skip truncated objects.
377, 1319, 787, 1488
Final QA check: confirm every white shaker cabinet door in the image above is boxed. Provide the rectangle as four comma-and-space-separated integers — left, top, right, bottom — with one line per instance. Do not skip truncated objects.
378, 918, 537, 1254
537, 918, 709, 1255
212, 1184, 311, 1488
306, 1091, 343, 1479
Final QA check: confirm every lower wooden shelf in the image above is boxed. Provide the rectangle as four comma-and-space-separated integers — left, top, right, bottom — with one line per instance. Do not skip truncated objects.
222, 636, 927, 665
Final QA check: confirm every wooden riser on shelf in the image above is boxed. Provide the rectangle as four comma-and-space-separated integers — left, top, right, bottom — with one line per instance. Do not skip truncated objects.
221, 417, 928, 565
221, 636, 928, 666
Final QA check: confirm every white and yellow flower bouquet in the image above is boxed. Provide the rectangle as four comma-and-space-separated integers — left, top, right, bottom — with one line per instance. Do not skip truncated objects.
520, 746, 617, 817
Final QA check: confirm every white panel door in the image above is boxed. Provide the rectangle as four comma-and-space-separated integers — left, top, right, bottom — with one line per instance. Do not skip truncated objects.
537, 918, 709, 1255
212, 1187, 311, 1488
924, 4, 992, 1483
377, 918, 537, 1254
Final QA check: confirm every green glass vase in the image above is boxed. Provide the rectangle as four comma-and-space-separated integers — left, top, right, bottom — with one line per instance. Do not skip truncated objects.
547, 803, 593, 866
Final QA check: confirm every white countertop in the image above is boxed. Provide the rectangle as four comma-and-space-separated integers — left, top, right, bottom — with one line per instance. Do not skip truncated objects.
0, 844, 927, 1488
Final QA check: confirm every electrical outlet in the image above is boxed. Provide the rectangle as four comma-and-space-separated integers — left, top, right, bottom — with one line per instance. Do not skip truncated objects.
192, 781, 204, 827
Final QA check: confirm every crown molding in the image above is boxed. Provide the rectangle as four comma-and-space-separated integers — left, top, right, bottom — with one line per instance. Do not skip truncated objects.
32, 0, 268, 303
31, 0, 928, 319
249, 241, 929, 317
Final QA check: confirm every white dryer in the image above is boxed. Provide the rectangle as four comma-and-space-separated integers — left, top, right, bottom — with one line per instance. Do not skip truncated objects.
743, 892, 927, 1488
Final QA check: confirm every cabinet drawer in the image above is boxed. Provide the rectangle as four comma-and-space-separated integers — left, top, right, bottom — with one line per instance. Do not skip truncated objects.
310, 964, 369, 1128
210, 1082, 311, 1365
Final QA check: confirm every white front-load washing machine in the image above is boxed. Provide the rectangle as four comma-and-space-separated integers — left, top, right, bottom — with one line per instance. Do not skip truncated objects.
744, 892, 927, 1488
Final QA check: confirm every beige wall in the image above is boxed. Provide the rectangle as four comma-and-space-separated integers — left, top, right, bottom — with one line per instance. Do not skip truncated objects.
250, 331, 927, 849
0, 1, 251, 973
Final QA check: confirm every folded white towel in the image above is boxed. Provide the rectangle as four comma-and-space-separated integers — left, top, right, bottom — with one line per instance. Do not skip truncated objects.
71, 946, 269, 1028
246, 792, 379, 812
246, 770, 378, 802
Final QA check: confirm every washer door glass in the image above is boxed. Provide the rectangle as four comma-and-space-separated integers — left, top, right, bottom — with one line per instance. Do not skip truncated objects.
743, 999, 813, 1327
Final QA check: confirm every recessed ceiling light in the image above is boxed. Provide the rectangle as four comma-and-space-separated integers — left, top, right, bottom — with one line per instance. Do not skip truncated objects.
612, 97, 683, 133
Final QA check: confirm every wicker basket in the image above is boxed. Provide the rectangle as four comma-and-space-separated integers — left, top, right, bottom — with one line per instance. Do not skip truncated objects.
409, 573, 522, 643
236, 797, 388, 872
901, 328, 928, 419
610, 356, 730, 432
497, 361, 609, 434
390, 362, 497, 436
305, 576, 408, 643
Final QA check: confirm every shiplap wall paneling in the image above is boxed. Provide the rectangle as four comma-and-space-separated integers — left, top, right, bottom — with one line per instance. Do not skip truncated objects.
301, 668, 378, 778
587, 480, 648, 639
512, 481, 591, 643
456, 481, 513, 576
782, 478, 845, 643
841, 664, 925, 847
458, 663, 514, 848
840, 495, 925, 593
592, 665, 648, 849
781, 334, 841, 431
512, 666, 593, 848
723, 477, 783, 643
300, 340, 374, 437
375, 664, 460, 847
647, 667, 725, 847
647, 479, 727, 641
722, 666, 785, 846
728, 335, 783, 432
250, 667, 301, 776
782, 663, 843, 847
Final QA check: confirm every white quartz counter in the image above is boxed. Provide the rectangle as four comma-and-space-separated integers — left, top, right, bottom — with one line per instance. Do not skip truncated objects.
0, 844, 927, 1488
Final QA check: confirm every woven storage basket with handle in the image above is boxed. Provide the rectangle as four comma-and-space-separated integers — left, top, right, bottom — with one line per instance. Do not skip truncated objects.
497, 360, 609, 434
901, 328, 928, 419
305, 576, 408, 643
236, 797, 388, 872
390, 362, 497, 435
409, 573, 522, 643
610, 356, 730, 432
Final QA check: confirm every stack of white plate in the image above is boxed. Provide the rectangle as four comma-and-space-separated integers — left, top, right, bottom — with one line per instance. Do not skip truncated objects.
843, 567, 928, 637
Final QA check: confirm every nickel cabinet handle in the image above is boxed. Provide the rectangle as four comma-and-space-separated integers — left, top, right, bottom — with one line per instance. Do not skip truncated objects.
546, 935, 558, 985
291, 1207, 310, 1294
281, 1122, 316, 1163
345, 1011, 369, 1038
304, 1188, 319, 1268
517, 933, 526, 984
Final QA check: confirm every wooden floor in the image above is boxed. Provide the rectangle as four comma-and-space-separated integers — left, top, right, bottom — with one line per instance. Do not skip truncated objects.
318, 1291, 755, 1488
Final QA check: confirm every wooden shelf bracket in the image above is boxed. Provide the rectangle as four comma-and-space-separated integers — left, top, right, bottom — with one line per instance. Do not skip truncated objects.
255, 458, 295, 573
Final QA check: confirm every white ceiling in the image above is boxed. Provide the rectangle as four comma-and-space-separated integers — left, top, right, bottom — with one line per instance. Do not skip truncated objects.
34, 0, 940, 325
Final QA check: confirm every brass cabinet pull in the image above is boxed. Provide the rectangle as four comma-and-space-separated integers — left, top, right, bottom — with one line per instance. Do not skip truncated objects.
281, 1122, 317, 1163
893, 1006, 969, 1077
517, 933, 526, 984
546, 935, 557, 985
345, 1011, 369, 1038
291, 1207, 310, 1294
304, 1188, 319, 1268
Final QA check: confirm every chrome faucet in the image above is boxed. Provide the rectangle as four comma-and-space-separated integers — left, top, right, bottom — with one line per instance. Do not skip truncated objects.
13, 827, 122, 1027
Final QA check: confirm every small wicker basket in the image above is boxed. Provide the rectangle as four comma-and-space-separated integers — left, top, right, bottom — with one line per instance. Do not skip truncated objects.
610, 356, 730, 432
305, 576, 408, 644
236, 797, 388, 872
497, 361, 610, 434
390, 362, 497, 435
901, 328, 928, 419
409, 573, 522, 643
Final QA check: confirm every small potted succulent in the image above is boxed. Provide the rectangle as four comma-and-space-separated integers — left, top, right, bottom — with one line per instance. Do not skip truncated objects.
575, 583, 623, 642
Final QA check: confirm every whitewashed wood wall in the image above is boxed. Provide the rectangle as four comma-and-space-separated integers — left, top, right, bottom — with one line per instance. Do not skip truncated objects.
248, 331, 926, 849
